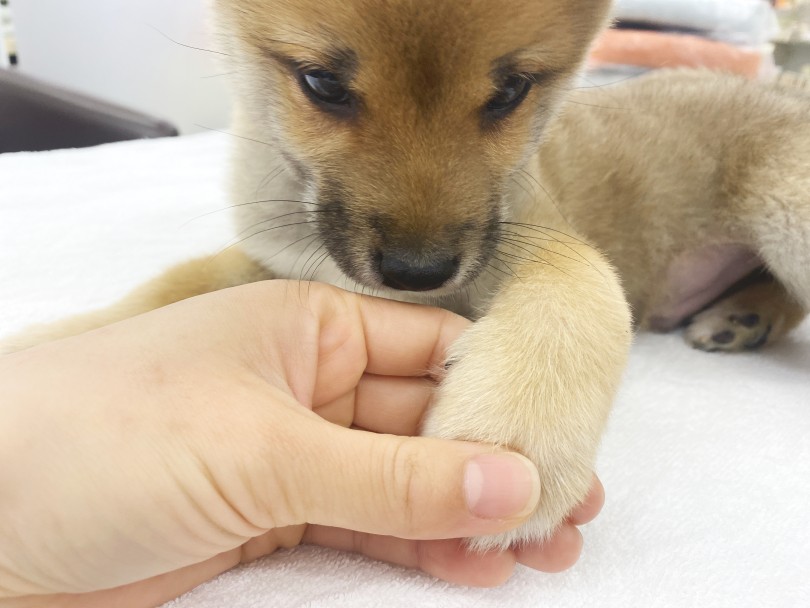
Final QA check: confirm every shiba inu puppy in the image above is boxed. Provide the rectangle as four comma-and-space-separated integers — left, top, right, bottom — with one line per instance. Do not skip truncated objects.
4, 0, 809, 552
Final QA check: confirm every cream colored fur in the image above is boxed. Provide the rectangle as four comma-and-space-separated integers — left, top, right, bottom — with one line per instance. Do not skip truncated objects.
538, 69, 810, 328
4, 0, 809, 551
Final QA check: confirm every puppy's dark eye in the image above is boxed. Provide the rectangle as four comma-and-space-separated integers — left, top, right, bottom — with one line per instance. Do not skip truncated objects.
300, 70, 350, 106
486, 75, 532, 118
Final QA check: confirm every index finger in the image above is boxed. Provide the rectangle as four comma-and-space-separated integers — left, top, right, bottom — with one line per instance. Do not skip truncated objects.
357, 294, 471, 377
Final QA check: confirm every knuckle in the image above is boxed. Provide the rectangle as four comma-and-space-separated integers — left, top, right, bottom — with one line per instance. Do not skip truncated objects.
385, 438, 425, 536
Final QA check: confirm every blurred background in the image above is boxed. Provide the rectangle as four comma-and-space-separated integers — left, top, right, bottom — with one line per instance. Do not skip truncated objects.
0, 0, 809, 146
2, 0, 231, 134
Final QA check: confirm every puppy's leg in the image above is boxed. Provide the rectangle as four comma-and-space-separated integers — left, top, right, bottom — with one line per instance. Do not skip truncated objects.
2, 248, 271, 353
685, 276, 806, 352
422, 232, 632, 550
739, 162, 810, 315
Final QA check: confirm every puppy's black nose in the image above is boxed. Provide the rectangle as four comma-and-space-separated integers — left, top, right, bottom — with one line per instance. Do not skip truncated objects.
378, 251, 459, 292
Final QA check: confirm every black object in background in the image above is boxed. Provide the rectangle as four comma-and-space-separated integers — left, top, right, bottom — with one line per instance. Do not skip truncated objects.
0, 68, 178, 153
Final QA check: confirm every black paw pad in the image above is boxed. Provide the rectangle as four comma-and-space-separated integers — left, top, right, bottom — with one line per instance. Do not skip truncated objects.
711, 330, 736, 345
730, 313, 761, 328
744, 325, 772, 350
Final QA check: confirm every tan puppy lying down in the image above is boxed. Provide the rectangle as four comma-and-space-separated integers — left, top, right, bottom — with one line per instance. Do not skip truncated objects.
5, 0, 809, 551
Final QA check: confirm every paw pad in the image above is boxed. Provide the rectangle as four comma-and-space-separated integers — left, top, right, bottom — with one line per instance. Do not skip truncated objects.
711, 330, 736, 345
730, 313, 760, 328
743, 324, 772, 350
685, 308, 771, 353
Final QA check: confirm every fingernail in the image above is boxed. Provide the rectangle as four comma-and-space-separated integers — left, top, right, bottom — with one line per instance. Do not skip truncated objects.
464, 453, 541, 520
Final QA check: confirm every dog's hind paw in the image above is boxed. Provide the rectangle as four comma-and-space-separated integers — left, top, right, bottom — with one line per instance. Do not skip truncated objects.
685, 308, 772, 352
684, 278, 805, 353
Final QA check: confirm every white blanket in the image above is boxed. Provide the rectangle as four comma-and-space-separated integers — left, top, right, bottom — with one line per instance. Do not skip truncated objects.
1, 133, 808, 608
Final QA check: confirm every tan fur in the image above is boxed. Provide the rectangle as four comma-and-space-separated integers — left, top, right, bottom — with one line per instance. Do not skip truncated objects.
2, 249, 271, 352
537, 69, 810, 327
4, 0, 809, 551
422, 233, 630, 551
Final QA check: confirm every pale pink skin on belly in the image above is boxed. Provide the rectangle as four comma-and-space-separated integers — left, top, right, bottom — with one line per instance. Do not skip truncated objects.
647, 244, 763, 332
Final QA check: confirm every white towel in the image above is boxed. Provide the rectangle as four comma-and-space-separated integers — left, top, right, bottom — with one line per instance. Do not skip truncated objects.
612, 0, 779, 45
1, 134, 808, 608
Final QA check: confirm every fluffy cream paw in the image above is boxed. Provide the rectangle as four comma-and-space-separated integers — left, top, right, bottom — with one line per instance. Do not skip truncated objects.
421, 315, 615, 552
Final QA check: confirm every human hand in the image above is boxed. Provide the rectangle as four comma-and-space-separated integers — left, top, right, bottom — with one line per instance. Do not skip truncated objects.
0, 281, 604, 608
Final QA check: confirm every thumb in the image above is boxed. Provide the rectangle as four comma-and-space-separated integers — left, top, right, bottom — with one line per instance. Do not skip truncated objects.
287, 419, 542, 541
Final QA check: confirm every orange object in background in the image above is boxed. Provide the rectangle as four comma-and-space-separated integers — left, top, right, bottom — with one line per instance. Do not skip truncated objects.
589, 29, 764, 78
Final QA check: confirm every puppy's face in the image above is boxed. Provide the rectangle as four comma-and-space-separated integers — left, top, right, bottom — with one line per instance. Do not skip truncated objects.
217, 0, 610, 292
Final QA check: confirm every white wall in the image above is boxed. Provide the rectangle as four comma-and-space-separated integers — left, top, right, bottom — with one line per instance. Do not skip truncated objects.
12, 0, 232, 134
1, 2, 14, 68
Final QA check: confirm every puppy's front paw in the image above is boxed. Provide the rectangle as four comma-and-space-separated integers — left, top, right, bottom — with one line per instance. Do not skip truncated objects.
421, 313, 621, 552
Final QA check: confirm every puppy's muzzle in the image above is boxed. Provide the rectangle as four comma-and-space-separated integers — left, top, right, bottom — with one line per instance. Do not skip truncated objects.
377, 249, 460, 292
